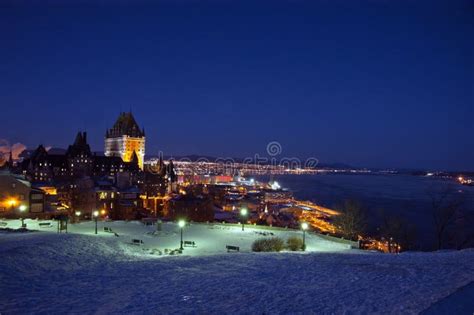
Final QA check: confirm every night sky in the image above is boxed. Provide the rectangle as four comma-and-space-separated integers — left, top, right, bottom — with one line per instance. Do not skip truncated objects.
1, 1, 473, 171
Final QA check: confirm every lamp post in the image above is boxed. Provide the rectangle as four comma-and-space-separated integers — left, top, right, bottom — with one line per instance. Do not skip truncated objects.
93, 210, 99, 234
240, 208, 248, 231
19, 204, 27, 228
75, 211, 81, 223
178, 219, 186, 250
301, 222, 309, 251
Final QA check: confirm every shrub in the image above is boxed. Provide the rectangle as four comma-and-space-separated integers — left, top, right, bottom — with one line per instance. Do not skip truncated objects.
252, 237, 285, 252
286, 236, 304, 251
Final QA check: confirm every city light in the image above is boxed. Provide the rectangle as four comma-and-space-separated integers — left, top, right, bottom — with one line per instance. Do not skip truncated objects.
19, 205, 27, 212
178, 219, 186, 228
75, 211, 81, 216
270, 181, 281, 190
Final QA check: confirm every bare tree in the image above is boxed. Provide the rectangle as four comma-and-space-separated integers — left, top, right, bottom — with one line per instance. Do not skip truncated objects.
451, 211, 474, 250
379, 210, 418, 251
428, 188, 464, 250
333, 200, 367, 240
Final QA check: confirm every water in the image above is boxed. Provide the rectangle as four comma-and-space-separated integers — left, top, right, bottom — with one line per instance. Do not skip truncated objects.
256, 174, 474, 250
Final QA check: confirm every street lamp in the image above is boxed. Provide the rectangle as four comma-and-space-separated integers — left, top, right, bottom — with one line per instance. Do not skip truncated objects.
75, 211, 82, 223
18, 204, 27, 228
240, 208, 248, 231
301, 222, 309, 251
178, 219, 186, 250
93, 210, 99, 234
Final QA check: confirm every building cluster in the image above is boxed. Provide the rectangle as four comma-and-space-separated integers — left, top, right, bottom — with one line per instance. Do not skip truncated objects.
0, 112, 176, 220
0, 111, 339, 234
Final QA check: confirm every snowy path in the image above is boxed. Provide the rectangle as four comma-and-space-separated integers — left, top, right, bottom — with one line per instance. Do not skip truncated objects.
1, 228, 474, 314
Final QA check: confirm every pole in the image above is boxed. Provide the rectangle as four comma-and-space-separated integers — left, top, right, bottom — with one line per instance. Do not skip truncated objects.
242, 220, 244, 231
180, 227, 183, 250
303, 229, 306, 251
95, 217, 98, 234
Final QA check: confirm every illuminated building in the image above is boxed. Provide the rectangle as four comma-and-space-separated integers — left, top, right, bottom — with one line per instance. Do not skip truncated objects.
105, 112, 145, 170
19, 131, 139, 182
0, 171, 44, 215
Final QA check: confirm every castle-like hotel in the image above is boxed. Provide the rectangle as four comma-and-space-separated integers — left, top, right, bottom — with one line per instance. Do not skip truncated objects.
105, 112, 145, 170
18, 112, 147, 183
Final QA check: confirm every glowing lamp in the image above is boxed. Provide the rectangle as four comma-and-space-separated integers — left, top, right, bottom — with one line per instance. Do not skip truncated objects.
75, 211, 81, 216
19, 205, 27, 212
240, 208, 248, 216
178, 219, 186, 228
93, 210, 99, 217
301, 222, 309, 230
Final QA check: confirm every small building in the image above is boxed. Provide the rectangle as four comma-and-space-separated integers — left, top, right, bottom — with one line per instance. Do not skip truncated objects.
0, 171, 44, 217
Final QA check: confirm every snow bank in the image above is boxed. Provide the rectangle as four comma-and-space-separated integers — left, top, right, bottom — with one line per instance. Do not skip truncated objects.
1, 220, 473, 314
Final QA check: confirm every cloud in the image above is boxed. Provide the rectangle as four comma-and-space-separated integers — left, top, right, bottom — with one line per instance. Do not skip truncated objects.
0, 140, 27, 161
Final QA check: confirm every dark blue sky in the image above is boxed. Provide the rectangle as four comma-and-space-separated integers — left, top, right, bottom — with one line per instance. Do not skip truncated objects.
1, 1, 473, 171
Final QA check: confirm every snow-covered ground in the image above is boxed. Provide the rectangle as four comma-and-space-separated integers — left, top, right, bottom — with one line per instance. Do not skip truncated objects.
0, 219, 353, 255
1, 219, 473, 314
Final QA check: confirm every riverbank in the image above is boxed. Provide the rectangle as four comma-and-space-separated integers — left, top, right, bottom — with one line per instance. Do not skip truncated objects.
257, 174, 474, 250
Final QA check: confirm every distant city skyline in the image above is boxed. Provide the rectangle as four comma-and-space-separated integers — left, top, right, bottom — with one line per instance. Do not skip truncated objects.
1, 1, 473, 171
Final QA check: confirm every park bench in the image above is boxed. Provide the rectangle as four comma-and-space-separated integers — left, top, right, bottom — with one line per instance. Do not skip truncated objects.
103, 227, 113, 233
131, 239, 144, 245
38, 222, 53, 228
0, 222, 7, 227
184, 241, 196, 247
255, 231, 274, 236
226, 245, 240, 252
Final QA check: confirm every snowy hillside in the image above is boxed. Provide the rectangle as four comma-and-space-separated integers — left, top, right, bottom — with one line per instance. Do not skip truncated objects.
1, 220, 473, 314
